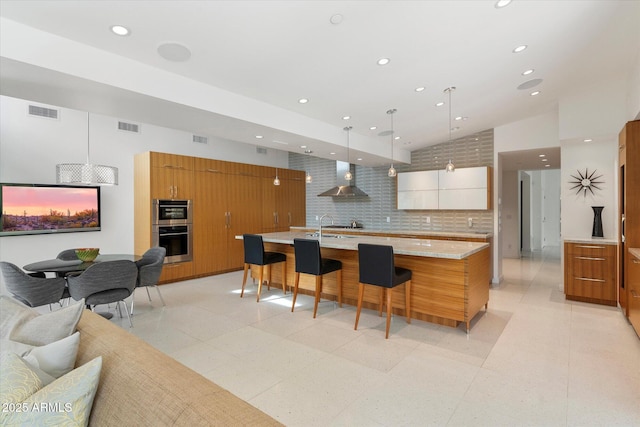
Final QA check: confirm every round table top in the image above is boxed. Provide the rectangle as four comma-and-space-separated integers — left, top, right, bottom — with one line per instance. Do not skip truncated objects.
23, 254, 141, 273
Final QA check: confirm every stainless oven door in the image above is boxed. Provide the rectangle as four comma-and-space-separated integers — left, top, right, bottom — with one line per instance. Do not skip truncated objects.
152, 224, 193, 263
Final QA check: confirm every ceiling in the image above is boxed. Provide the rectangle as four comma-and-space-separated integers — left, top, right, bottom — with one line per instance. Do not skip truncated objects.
1, 0, 639, 170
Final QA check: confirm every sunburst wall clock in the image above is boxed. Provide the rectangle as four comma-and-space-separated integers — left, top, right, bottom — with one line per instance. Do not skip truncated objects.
569, 168, 604, 197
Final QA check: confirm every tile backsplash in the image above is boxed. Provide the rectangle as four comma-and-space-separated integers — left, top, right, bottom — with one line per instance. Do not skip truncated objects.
289, 129, 494, 232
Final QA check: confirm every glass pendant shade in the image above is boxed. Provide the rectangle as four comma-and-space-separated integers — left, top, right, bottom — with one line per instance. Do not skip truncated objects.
344, 126, 353, 180
274, 168, 280, 186
344, 170, 353, 181
444, 87, 456, 173
305, 172, 312, 183
387, 109, 397, 178
56, 113, 118, 185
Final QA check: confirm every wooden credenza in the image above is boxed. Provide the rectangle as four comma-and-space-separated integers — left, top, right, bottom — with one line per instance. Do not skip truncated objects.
564, 240, 617, 306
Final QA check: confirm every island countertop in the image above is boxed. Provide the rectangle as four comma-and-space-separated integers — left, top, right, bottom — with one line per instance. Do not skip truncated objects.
289, 226, 493, 240
237, 231, 489, 260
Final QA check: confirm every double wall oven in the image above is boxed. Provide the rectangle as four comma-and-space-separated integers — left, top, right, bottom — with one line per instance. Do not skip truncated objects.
152, 199, 193, 264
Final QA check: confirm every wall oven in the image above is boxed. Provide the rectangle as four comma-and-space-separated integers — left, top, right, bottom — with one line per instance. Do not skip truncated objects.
152, 199, 193, 264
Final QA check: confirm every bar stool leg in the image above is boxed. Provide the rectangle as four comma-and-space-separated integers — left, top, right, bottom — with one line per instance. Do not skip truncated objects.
291, 272, 300, 312
385, 288, 393, 339
378, 287, 384, 317
241, 263, 250, 298
313, 275, 322, 319
354, 283, 365, 330
405, 280, 411, 324
281, 261, 287, 294
267, 264, 271, 291
257, 266, 265, 302
337, 269, 343, 307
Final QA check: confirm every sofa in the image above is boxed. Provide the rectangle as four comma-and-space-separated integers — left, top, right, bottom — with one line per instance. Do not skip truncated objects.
76, 309, 282, 426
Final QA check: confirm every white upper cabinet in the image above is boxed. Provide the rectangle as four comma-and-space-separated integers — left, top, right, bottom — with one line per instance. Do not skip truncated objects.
397, 170, 438, 209
397, 166, 491, 210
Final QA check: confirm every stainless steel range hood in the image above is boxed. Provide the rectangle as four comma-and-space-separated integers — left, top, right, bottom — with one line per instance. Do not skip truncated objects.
318, 161, 368, 197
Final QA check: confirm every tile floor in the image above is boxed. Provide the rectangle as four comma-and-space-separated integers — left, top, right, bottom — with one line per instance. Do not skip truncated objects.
105, 246, 640, 426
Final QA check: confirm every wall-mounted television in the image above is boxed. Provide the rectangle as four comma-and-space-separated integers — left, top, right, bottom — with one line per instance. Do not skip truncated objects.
0, 183, 101, 236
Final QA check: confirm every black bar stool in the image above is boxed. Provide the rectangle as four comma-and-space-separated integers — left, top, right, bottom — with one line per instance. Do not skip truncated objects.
355, 243, 412, 339
241, 234, 287, 302
291, 238, 342, 318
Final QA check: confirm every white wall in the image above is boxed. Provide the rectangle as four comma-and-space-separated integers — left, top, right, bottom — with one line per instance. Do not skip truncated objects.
560, 138, 617, 241
501, 169, 519, 258
0, 95, 288, 277
542, 169, 561, 247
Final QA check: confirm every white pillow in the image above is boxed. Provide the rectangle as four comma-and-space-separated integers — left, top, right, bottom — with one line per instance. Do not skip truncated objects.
23, 332, 80, 383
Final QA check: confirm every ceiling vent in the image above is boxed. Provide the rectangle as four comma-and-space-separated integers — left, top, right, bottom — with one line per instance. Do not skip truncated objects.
256, 146, 268, 155
192, 135, 208, 144
28, 105, 59, 119
118, 121, 140, 133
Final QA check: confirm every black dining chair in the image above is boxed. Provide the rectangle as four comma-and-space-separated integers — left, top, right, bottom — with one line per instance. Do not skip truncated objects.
0, 261, 67, 309
291, 238, 342, 318
355, 243, 412, 339
241, 234, 287, 302
67, 260, 138, 327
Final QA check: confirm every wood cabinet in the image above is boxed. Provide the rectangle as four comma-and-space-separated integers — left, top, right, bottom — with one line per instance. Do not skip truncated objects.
619, 121, 640, 323
629, 250, 640, 335
135, 152, 305, 282
149, 152, 194, 199
397, 166, 492, 210
564, 241, 617, 306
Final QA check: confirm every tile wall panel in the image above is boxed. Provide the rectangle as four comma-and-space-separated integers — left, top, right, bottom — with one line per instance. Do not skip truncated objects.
289, 129, 494, 232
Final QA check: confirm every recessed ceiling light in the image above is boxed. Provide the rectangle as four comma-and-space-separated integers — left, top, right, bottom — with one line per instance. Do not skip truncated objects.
330, 14, 343, 25
377, 58, 390, 66
530, 91, 541, 96
330, 152, 336, 155
342, 116, 351, 120
157, 42, 191, 62
415, 87, 425, 92
298, 98, 309, 104
435, 102, 445, 107
513, 45, 528, 53
394, 136, 400, 140
255, 135, 263, 139
539, 154, 546, 157
357, 157, 363, 161
300, 145, 307, 149
370, 126, 377, 130
495, 0, 512, 8
584, 138, 593, 142
545, 164, 550, 167
522, 69, 535, 76
542, 158, 548, 162
110, 25, 130, 36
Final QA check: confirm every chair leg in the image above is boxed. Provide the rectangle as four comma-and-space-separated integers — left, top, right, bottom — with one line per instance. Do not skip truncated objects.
354, 283, 365, 330
405, 280, 411, 324
281, 261, 287, 294
267, 264, 271, 291
241, 263, 250, 298
337, 269, 343, 307
154, 285, 166, 306
145, 287, 152, 302
378, 287, 384, 317
291, 272, 300, 312
130, 289, 136, 315
385, 288, 393, 339
121, 301, 133, 328
257, 265, 264, 302
313, 275, 322, 319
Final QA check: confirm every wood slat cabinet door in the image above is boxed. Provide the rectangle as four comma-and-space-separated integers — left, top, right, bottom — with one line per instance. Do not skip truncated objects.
150, 153, 194, 200
564, 242, 617, 306
282, 175, 306, 229
261, 177, 278, 232
192, 170, 228, 276
227, 174, 263, 269
628, 251, 640, 335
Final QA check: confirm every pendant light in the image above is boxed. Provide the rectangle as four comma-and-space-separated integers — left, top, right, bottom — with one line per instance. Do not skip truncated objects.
387, 109, 397, 177
444, 87, 456, 173
304, 150, 313, 183
344, 126, 353, 181
56, 112, 119, 185
273, 168, 280, 186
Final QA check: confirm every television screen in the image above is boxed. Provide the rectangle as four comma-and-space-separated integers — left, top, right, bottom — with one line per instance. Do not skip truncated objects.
0, 183, 101, 236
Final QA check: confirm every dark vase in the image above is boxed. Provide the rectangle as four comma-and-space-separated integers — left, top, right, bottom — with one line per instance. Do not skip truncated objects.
592, 206, 604, 238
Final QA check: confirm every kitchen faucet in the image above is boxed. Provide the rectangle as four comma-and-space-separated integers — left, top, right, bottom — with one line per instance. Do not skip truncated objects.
318, 214, 334, 244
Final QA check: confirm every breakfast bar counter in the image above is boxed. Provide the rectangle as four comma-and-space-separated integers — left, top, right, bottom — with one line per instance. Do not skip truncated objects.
239, 231, 491, 332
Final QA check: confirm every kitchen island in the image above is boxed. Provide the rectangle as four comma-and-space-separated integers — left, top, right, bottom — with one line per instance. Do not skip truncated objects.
240, 231, 490, 332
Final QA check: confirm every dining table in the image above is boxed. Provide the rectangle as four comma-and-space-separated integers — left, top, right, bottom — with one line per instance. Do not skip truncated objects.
23, 254, 142, 275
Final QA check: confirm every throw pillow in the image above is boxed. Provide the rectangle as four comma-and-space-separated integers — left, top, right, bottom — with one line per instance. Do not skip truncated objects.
23, 332, 80, 383
0, 295, 84, 346
0, 352, 43, 406
0, 356, 102, 427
